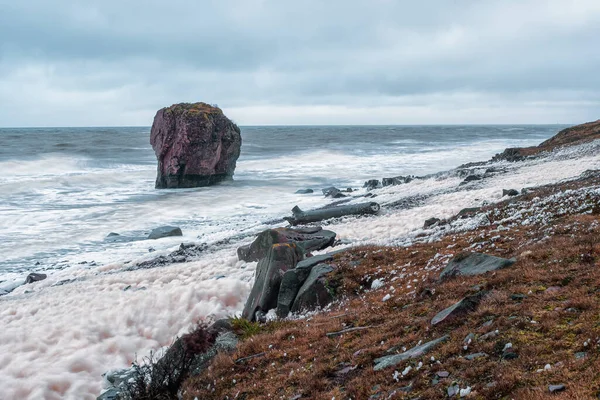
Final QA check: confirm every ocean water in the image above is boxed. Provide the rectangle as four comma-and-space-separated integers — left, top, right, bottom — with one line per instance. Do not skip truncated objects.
0, 125, 564, 282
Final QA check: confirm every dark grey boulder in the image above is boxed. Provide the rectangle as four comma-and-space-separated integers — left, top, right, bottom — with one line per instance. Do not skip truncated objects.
363, 179, 381, 190
423, 217, 441, 229
295, 188, 314, 194
502, 189, 519, 197
431, 292, 487, 325
440, 252, 516, 281
242, 243, 303, 321
290, 263, 335, 313
462, 175, 482, 183
147, 226, 183, 240
237, 227, 336, 262
322, 186, 347, 198
277, 253, 335, 318
457, 207, 481, 218
106, 232, 120, 237
382, 176, 413, 186
25, 272, 47, 284
373, 335, 449, 370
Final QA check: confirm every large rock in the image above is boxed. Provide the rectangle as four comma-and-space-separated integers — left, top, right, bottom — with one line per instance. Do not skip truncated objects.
237, 227, 336, 262
150, 102, 242, 189
277, 254, 335, 317
440, 252, 516, 280
290, 264, 335, 313
25, 272, 47, 284
242, 243, 303, 321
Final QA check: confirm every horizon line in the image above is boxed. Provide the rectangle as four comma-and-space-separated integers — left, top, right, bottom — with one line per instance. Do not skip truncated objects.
0, 122, 574, 129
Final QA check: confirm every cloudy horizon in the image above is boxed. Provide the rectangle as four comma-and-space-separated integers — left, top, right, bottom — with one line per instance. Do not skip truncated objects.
1, 0, 599, 127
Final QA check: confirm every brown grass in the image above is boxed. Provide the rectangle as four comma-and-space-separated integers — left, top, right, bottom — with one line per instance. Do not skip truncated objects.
181, 179, 600, 399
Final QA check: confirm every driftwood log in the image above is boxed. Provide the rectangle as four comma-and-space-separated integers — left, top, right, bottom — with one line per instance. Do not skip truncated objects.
284, 202, 380, 225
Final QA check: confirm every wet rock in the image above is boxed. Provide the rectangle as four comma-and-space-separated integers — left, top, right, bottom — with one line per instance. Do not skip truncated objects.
440, 252, 516, 280
431, 292, 487, 326
460, 175, 482, 185
150, 103, 241, 189
364, 179, 381, 190
147, 226, 182, 240
242, 243, 303, 321
291, 264, 335, 313
285, 202, 380, 226
456, 207, 481, 218
374, 335, 449, 370
277, 253, 335, 318
25, 272, 47, 284
502, 351, 518, 360
106, 232, 120, 237
549, 384, 566, 393
502, 189, 519, 197
322, 187, 347, 198
97, 387, 120, 400
295, 189, 314, 194
424, 217, 441, 229
382, 176, 413, 186
237, 227, 336, 262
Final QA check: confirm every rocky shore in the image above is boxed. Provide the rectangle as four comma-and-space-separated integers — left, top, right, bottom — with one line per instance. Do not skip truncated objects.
94, 120, 600, 399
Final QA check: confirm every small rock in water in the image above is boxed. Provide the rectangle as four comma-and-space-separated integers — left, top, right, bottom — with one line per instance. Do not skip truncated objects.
502, 189, 519, 197
363, 179, 381, 190
295, 188, 314, 194
107, 232, 120, 237
423, 217, 441, 229
25, 273, 47, 284
147, 226, 183, 240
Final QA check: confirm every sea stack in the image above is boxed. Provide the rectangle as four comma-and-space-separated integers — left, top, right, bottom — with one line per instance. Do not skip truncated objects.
150, 102, 242, 189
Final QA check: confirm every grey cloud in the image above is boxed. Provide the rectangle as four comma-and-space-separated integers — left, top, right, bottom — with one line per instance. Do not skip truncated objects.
0, 0, 599, 126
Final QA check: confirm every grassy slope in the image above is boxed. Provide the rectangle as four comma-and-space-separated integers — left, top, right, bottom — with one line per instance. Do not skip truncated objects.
182, 173, 600, 399
179, 120, 600, 399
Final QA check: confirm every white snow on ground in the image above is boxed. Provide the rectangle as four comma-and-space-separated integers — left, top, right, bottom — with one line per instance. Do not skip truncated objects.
0, 140, 598, 399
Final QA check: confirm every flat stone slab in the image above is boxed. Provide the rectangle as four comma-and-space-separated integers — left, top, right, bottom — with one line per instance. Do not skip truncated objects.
431, 292, 487, 325
440, 252, 516, 280
373, 335, 449, 371
147, 225, 183, 240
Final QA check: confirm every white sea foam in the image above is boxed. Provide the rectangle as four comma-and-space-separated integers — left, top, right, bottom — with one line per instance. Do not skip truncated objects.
0, 138, 598, 399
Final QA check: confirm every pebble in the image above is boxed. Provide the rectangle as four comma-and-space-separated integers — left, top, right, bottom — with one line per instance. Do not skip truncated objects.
548, 384, 566, 393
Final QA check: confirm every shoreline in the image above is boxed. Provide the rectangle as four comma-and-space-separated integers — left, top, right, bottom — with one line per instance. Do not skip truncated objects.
1, 123, 599, 399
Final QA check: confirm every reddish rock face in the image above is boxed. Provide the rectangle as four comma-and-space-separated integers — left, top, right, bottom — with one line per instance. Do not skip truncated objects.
150, 103, 242, 189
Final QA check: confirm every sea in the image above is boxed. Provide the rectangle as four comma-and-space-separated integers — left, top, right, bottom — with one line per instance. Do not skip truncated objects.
0, 125, 564, 284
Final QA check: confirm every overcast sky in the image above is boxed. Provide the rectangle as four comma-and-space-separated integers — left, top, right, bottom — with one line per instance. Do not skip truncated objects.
1, 0, 599, 127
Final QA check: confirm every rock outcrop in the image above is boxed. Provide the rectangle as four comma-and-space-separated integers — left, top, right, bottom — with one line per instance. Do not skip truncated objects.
493, 119, 600, 162
440, 252, 516, 280
237, 227, 336, 263
150, 103, 242, 189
